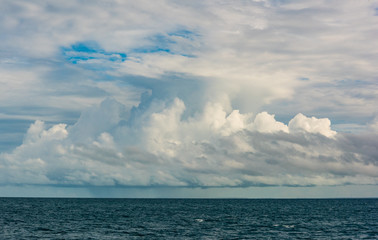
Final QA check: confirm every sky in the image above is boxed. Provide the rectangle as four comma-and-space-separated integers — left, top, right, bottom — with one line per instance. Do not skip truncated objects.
0, 0, 378, 198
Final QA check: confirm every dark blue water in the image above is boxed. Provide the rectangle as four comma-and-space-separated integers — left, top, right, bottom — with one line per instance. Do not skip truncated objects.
0, 198, 377, 239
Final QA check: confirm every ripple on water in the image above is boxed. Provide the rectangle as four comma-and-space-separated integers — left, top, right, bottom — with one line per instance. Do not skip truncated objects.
0, 198, 377, 239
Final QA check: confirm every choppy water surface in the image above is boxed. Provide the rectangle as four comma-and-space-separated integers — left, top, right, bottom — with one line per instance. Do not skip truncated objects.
0, 198, 377, 239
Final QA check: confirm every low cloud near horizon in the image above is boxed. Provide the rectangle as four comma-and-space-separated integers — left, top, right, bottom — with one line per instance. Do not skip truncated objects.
0, 0, 378, 194
1, 97, 377, 188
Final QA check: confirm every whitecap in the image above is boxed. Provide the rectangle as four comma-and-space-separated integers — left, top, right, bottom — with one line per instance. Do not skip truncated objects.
283, 225, 295, 228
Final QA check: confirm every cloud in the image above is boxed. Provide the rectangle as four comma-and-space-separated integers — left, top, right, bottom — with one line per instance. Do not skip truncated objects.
288, 113, 336, 138
1, 1, 378, 191
253, 112, 289, 133
1, 98, 377, 188
2, 0, 377, 119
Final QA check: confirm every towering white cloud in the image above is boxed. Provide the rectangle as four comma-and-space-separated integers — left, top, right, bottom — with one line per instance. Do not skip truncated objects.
1, 98, 377, 187
253, 112, 289, 133
288, 113, 337, 138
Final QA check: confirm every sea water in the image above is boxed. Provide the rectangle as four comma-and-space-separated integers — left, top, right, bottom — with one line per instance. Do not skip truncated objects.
1, 198, 377, 239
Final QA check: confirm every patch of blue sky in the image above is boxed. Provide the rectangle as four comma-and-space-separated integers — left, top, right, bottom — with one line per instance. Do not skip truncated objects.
129, 33, 174, 55
131, 46, 172, 54
62, 41, 126, 66
70, 41, 99, 53
130, 29, 199, 57
62, 29, 198, 69
168, 29, 198, 40
0, 119, 35, 152
130, 46, 195, 58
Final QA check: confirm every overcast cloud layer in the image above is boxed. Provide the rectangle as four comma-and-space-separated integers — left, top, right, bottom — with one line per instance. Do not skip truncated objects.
1, 0, 378, 192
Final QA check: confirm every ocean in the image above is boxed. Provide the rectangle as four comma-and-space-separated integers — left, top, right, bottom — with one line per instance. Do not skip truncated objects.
0, 198, 377, 239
